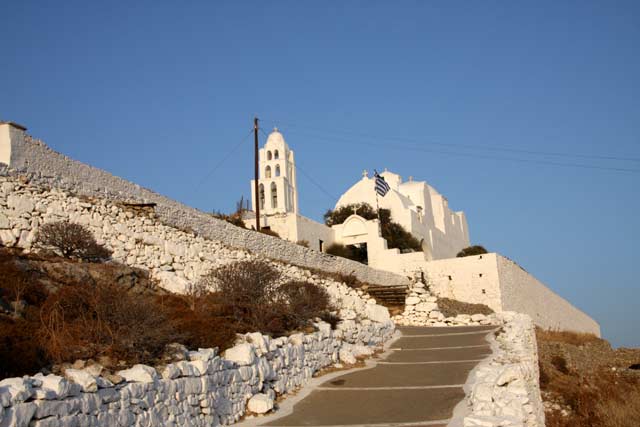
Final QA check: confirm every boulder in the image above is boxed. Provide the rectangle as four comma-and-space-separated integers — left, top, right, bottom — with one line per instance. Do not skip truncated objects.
222, 343, 256, 366
0, 377, 34, 405
247, 393, 274, 414
415, 302, 438, 313
405, 296, 421, 305
33, 374, 70, 399
156, 271, 190, 293
64, 369, 98, 392
365, 304, 390, 323
339, 347, 357, 365
117, 364, 158, 383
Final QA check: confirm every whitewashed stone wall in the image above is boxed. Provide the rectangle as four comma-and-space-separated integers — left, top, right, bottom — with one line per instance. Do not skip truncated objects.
459, 312, 545, 427
424, 254, 600, 336
0, 175, 389, 324
1, 133, 408, 288
0, 320, 395, 427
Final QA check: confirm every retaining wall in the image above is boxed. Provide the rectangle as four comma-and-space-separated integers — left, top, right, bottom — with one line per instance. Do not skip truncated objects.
1, 132, 408, 288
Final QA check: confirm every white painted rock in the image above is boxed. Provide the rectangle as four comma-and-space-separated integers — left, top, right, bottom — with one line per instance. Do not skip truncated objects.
247, 393, 274, 414
223, 343, 256, 366
496, 366, 520, 386
415, 302, 438, 312
365, 304, 390, 323
117, 364, 158, 383
339, 347, 357, 364
405, 296, 421, 305
0, 377, 33, 405
471, 314, 487, 322
64, 369, 98, 393
33, 374, 70, 399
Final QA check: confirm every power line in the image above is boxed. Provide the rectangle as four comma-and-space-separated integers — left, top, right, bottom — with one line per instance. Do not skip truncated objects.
259, 119, 640, 174
194, 128, 253, 189
258, 127, 339, 202
260, 117, 640, 164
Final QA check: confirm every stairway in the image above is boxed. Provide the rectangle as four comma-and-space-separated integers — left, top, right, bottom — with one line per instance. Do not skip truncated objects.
363, 285, 409, 311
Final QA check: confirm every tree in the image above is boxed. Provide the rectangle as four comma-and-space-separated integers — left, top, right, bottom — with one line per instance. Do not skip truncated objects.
35, 221, 112, 261
456, 245, 488, 257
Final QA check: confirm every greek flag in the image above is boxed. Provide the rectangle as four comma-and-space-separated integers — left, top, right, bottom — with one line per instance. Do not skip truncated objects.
374, 171, 391, 197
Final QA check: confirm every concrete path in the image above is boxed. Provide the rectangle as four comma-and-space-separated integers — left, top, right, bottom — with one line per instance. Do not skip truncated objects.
260, 325, 496, 427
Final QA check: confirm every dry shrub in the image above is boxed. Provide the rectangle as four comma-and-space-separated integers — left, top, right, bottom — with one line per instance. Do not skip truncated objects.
199, 260, 334, 336
296, 240, 310, 248
0, 315, 48, 378
158, 293, 236, 352
437, 297, 494, 317
456, 245, 488, 257
536, 328, 600, 346
36, 221, 112, 261
259, 228, 281, 238
39, 282, 179, 364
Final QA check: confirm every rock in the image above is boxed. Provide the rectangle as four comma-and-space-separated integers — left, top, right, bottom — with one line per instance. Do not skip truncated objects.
117, 364, 158, 383
365, 304, 390, 323
429, 310, 443, 319
496, 366, 520, 386
471, 314, 487, 322
33, 374, 70, 399
161, 364, 181, 380
7, 195, 35, 214
0, 230, 16, 246
0, 402, 36, 427
247, 393, 274, 414
351, 345, 374, 357
0, 213, 9, 229
64, 369, 98, 392
223, 343, 256, 366
340, 309, 357, 320
104, 373, 124, 385
405, 296, 421, 305
339, 347, 357, 364
245, 332, 268, 355
188, 348, 216, 362
156, 271, 190, 293
415, 302, 438, 312
0, 377, 34, 405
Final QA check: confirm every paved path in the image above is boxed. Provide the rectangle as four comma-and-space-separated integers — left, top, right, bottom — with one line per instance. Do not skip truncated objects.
260, 325, 496, 427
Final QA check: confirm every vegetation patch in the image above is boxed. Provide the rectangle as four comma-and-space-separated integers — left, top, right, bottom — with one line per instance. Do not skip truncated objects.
436, 297, 494, 317
536, 328, 640, 427
456, 245, 488, 257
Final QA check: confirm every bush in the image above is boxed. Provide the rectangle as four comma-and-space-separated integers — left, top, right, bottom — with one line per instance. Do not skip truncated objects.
325, 243, 368, 264
296, 240, 310, 248
38, 282, 180, 364
436, 297, 494, 317
456, 245, 488, 257
259, 228, 280, 238
36, 221, 112, 261
199, 260, 334, 335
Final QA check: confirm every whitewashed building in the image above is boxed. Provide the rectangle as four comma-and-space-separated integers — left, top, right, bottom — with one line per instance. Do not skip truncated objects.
245, 128, 470, 276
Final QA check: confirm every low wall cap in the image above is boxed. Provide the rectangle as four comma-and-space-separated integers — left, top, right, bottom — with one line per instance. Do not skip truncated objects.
0, 121, 27, 131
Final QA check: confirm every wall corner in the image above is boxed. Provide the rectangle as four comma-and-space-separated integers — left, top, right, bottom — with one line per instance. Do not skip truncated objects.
0, 121, 27, 167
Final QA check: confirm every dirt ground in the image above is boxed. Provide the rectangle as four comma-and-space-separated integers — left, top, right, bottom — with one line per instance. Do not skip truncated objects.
536, 329, 640, 427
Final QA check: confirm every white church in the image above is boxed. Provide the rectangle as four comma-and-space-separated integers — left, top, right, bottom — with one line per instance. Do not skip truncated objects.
245, 128, 471, 277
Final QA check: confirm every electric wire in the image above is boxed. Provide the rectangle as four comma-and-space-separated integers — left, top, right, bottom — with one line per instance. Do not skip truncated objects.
259, 119, 640, 174
193, 128, 253, 189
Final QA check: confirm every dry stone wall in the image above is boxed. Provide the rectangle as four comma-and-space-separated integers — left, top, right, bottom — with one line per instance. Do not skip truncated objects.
0, 320, 395, 427
458, 312, 545, 427
2, 135, 408, 288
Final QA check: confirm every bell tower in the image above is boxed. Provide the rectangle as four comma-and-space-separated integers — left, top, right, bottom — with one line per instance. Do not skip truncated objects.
250, 128, 298, 215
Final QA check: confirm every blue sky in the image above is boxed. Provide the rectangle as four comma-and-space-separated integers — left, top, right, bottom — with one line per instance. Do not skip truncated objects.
2, 1, 638, 347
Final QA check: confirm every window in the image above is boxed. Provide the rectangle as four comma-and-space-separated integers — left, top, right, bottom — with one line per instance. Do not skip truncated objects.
265, 166, 272, 178
271, 182, 278, 208
275, 165, 281, 177
274, 150, 279, 159
259, 184, 265, 210
267, 151, 272, 160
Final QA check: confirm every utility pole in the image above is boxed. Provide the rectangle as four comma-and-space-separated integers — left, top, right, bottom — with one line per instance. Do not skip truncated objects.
254, 117, 261, 231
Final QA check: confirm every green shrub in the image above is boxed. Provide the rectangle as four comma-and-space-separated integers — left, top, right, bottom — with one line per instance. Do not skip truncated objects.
456, 245, 488, 257
325, 243, 368, 264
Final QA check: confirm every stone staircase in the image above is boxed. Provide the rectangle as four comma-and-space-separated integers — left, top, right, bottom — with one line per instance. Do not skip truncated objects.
363, 285, 409, 314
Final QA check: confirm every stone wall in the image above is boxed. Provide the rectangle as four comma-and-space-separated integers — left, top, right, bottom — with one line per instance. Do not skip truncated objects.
0, 320, 395, 427
457, 312, 545, 427
497, 256, 600, 336
1, 132, 408, 288
0, 175, 392, 325
424, 254, 600, 336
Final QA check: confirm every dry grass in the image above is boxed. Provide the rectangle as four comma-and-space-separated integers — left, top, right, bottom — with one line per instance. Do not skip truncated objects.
537, 328, 640, 427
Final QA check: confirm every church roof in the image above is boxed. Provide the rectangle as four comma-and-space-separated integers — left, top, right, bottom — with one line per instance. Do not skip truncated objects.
266, 127, 286, 146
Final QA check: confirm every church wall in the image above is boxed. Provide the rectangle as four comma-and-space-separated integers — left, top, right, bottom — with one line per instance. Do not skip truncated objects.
496, 256, 600, 335
424, 254, 600, 336
424, 254, 504, 311
1, 132, 409, 288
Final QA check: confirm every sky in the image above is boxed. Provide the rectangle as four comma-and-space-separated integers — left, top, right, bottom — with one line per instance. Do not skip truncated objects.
1, 1, 639, 347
